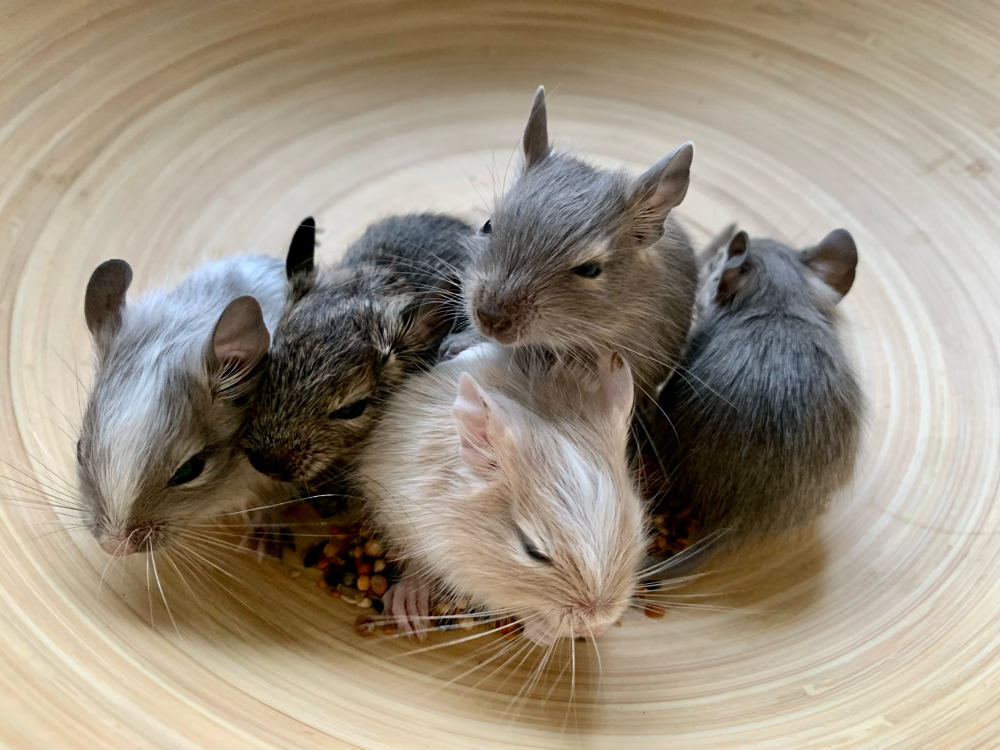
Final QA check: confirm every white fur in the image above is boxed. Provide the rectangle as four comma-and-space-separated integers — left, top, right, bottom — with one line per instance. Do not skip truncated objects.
358, 343, 647, 642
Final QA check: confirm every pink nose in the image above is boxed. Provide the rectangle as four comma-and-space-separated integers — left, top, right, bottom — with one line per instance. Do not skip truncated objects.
585, 621, 611, 637
98, 534, 137, 556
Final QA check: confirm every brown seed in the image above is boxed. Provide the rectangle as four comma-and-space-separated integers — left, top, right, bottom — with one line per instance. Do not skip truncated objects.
373, 559, 386, 574
316, 558, 330, 571
369, 575, 388, 597
330, 589, 341, 598
356, 575, 371, 592
644, 604, 666, 619
356, 561, 373, 576
349, 546, 364, 558
323, 542, 339, 558
365, 539, 384, 557
337, 584, 362, 604
381, 622, 399, 635
355, 614, 377, 637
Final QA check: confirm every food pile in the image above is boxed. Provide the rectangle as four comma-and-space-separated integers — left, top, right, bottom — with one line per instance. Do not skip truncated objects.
279, 455, 699, 637
280, 520, 525, 638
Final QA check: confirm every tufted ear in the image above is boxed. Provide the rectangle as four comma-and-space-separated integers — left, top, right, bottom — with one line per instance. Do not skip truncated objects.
522, 86, 550, 169
207, 296, 270, 396
801, 228, 858, 301
401, 275, 461, 351
628, 141, 694, 246
84, 259, 133, 361
716, 230, 750, 303
453, 373, 510, 478
286, 216, 317, 302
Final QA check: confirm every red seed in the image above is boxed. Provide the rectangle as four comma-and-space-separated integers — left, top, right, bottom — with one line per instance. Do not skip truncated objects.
356, 561, 373, 576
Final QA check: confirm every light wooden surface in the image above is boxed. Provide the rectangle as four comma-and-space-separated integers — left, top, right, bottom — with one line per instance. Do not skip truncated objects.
1, 1, 998, 748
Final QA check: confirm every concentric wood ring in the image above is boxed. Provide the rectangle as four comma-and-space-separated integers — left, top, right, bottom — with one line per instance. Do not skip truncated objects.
1, 1, 998, 747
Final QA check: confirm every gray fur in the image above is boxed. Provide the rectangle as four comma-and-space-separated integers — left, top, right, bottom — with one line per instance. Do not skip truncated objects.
462, 86, 698, 398
649, 229, 864, 556
77, 255, 289, 554
240, 213, 475, 485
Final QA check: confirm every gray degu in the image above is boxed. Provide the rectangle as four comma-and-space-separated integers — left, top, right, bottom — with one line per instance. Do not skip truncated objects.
77, 86, 863, 644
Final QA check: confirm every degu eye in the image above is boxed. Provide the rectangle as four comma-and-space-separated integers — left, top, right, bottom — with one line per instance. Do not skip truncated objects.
330, 399, 369, 420
518, 529, 552, 565
572, 262, 603, 279
480, 219, 492, 235
169, 451, 208, 486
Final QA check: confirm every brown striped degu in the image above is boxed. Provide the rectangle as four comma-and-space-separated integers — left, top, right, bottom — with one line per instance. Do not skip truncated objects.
357, 343, 647, 645
240, 213, 474, 486
644, 228, 864, 571
458, 86, 698, 401
77, 253, 293, 556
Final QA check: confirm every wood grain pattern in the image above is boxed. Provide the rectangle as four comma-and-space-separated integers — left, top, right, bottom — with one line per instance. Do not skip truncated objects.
1, 1, 998, 747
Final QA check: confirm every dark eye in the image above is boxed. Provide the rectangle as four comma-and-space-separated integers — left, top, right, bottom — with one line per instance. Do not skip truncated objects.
330, 399, 369, 420
169, 451, 208, 486
519, 529, 552, 565
481, 219, 492, 235
572, 262, 602, 278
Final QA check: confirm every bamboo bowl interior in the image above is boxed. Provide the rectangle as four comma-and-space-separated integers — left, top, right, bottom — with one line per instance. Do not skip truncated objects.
1, 1, 998, 748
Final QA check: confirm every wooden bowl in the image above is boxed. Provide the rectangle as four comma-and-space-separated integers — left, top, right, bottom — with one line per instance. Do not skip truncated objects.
1, 1, 997, 747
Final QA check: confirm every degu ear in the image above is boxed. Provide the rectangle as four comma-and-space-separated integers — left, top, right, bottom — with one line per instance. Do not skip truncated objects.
207, 296, 270, 395
401, 275, 461, 350
801, 228, 858, 302
596, 351, 635, 429
453, 373, 509, 478
716, 230, 750, 303
522, 85, 550, 170
84, 259, 133, 361
628, 141, 694, 246
286, 216, 317, 302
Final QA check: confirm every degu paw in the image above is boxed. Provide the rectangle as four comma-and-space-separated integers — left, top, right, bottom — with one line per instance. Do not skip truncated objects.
438, 330, 485, 362
239, 507, 293, 562
382, 575, 432, 640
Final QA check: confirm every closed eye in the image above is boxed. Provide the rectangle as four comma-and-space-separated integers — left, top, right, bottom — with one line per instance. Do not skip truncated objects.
518, 528, 552, 565
330, 398, 369, 420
